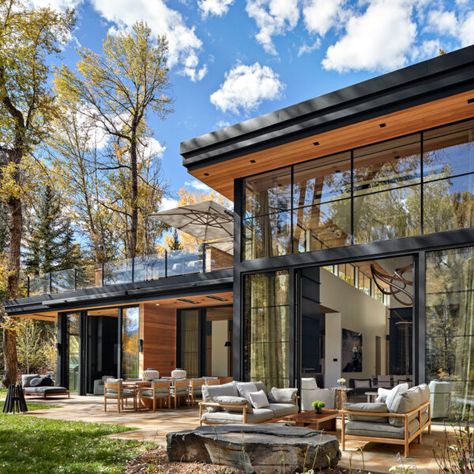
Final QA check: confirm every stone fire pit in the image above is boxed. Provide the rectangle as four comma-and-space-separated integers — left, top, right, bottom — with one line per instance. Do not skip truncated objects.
167, 424, 340, 473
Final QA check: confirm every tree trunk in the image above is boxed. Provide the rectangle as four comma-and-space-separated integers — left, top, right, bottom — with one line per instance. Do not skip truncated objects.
129, 133, 138, 259
3, 192, 22, 386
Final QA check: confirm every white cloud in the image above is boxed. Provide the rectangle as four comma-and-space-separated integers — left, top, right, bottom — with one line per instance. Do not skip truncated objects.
160, 197, 179, 210
185, 179, 211, 192
459, 11, 474, 46
198, 0, 234, 17
29, 0, 82, 9
302, 0, 345, 37
142, 137, 166, 158
297, 38, 321, 56
210, 62, 284, 114
411, 39, 442, 62
216, 120, 231, 128
322, 0, 417, 73
426, 9, 458, 37
90, 0, 207, 81
246, 0, 299, 54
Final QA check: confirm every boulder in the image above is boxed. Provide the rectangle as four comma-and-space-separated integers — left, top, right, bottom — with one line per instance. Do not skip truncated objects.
167, 424, 340, 473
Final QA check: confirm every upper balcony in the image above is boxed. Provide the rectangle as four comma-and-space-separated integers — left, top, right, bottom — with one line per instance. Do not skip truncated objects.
25, 244, 233, 297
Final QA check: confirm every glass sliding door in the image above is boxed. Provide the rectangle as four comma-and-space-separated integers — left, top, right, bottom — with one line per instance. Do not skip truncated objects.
179, 309, 201, 377
205, 306, 233, 377
426, 246, 474, 420
122, 307, 140, 379
67, 313, 81, 393
243, 270, 290, 388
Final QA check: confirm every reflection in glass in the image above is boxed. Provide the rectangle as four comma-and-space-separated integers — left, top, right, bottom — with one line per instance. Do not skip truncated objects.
67, 313, 81, 392
180, 309, 200, 377
243, 212, 292, 259
423, 174, 474, 234
423, 120, 474, 181
295, 201, 351, 252
293, 153, 351, 207
353, 135, 421, 196
243, 271, 290, 388
426, 247, 474, 420
354, 185, 421, 243
122, 307, 140, 379
244, 167, 292, 218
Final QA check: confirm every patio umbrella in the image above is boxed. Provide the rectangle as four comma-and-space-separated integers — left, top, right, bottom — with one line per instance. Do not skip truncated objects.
152, 201, 234, 244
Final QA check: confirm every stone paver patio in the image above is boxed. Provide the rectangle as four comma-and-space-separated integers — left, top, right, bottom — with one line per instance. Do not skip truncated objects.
24, 395, 445, 473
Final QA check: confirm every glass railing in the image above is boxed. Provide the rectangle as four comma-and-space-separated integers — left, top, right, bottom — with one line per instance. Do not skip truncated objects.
25, 243, 233, 297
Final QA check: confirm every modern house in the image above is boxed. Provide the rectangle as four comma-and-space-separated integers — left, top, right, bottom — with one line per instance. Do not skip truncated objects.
5, 46, 474, 415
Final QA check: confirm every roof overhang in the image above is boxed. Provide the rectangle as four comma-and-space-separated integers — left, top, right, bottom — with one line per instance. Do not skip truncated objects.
181, 45, 474, 200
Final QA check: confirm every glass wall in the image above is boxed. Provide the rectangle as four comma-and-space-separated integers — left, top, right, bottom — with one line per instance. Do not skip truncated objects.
179, 309, 201, 377
67, 313, 81, 392
243, 270, 290, 388
122, 307, 140, 379
242, 119, 473, 260
426, 246, 474, 420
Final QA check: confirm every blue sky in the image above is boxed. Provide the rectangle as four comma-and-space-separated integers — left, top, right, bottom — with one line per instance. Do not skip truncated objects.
34, 0, 473, 207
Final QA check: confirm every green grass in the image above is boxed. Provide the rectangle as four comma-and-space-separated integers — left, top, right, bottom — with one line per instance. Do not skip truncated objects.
0, 388, 61, 411
0, 414, 150, 473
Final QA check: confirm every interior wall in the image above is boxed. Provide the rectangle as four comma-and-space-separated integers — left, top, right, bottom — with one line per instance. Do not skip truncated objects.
320, 269, 388, 383
324, 312, 342, 388
141, 303, 176, 377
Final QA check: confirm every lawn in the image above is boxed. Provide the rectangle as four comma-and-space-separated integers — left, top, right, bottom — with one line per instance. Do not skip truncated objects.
0, 414, 151, 473
0, 387, 61, 411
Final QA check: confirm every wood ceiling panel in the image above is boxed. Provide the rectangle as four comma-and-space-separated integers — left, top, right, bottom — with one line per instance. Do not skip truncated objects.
189, 91, 474, 199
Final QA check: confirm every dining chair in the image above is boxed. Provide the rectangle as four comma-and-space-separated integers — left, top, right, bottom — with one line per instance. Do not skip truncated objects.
188, 378, 205, 405
172, 379, 190, 408
139, 380, 171, 411
377, 375, 392, 389
218, 376, 234, 384
104, 378, 136, 412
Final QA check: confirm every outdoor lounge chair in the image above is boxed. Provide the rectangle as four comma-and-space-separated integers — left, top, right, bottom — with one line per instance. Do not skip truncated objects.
341, 383, 432, 457
21, 374, 70, 399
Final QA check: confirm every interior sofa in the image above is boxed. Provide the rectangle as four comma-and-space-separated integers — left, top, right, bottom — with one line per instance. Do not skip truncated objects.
199, 381, 298, 425
341, 383, 431, 457
301, 377, 336, 410
21, 374, 70, 399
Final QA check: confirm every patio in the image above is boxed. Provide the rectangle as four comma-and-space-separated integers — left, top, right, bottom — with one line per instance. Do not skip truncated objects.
24, 394, 447, 472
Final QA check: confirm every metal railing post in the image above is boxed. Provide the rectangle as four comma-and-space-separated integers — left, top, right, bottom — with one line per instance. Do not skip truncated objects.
49, 272, 53, 294
164, 250, 168, 278
131, 256, 135, 284
74, 268, 78, 290
202, 243, 206, 273
101, 262, 105, 287
27, 276, 30, 297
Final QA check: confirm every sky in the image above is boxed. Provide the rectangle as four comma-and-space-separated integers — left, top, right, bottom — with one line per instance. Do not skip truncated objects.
31, 0, 474, 208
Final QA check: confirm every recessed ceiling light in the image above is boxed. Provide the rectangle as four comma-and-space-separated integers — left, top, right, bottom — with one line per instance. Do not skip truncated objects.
204, 172, 210, 177
250, 159, 256, 163
468, 98, 474, 104
155, 303, 160, 306
379, 123, 387, 128
313, 141, 320, 146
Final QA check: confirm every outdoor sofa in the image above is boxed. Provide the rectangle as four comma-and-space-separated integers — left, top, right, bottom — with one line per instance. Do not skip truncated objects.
341, 383, 431, 457
199, 381, 298, 425
21, 374, 70, 399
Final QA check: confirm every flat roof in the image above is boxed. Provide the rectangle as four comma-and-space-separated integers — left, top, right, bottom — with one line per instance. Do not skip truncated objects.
181, 45, 474, 177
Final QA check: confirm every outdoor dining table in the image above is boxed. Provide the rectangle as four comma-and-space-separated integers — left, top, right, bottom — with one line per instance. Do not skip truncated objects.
122, 380, 151, 411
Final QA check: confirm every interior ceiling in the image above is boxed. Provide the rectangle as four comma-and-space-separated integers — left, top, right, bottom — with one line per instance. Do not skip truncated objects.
189, 90, 474, 199
146, 291, 233, 309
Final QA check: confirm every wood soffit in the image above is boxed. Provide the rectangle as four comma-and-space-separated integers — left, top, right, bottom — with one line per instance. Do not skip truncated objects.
189, 91, 474, 200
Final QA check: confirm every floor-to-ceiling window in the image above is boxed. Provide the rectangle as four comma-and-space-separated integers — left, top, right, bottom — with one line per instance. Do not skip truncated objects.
426, 246, 474, 420
243, 270, 290, 388
179, 309, 201, 377
242, 119, 473, 260
67, 313, 81, 392
122, 306, 140, 379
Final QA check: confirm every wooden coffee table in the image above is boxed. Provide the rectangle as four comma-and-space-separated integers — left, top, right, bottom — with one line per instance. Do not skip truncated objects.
276, 409, 338, 432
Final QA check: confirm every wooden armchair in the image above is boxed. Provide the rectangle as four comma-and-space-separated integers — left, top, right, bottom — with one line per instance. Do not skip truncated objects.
188, 378, 205, 405
139, 380, 171, 411
104, 379, 136, 413
171, 379, 190, 408
341, 401, 431, 457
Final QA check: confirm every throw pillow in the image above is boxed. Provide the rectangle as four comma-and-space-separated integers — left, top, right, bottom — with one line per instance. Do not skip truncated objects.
269, 387, 298, 404
385, 383, 409, 411
38, 376, 54, 387
354, 379, 371, 389
344, 402, 389, 423
29, 377, 42, 387
236, 382, 258, 403
214, 395, 252, 413
249, 390, 270, 409
375, 387, 391, 403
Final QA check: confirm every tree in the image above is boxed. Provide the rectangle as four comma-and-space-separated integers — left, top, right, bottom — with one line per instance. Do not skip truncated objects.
55, 21, 171, 259
25, 185, 82, 275
0, 0, 74, 385
166, 229, 183, 251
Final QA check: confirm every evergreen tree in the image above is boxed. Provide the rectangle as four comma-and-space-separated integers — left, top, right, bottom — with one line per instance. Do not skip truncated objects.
166, 229, 183, 251
25, 186, 82, 275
